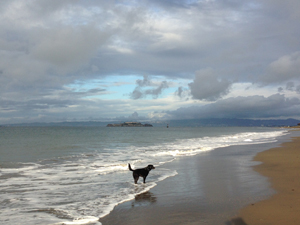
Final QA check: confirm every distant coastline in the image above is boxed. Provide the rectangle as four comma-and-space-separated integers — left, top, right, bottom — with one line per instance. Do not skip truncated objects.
106, 122, 153, 127
1, 118, 300, 127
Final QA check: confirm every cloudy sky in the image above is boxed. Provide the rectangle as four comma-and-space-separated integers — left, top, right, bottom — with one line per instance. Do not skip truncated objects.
1, 0, 300, 124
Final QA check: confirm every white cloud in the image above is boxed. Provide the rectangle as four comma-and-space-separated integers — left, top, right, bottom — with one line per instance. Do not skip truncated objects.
129, 75, 169, 99
263, 52, 300, 84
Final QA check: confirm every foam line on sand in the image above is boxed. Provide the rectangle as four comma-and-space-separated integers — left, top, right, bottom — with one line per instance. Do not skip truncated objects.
232, 135, 300, 225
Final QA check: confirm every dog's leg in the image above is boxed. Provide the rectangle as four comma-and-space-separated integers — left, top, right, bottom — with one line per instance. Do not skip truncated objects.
143, 176, 146, 183
134, 178, 139, 184
133, 174, 139, 184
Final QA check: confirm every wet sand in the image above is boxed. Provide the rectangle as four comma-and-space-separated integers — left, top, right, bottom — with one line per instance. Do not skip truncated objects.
233, 135, 300, 225
100, 133, 297, 225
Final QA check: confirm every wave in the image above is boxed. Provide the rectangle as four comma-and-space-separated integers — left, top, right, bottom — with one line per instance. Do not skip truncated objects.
0, 128, 288, 225
144, 129, 288, 160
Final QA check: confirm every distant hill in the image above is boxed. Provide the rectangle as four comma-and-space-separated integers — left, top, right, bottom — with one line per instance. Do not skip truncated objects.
155, 118, 300, 127
1, 121, 109, 127
2, 118, 300, 127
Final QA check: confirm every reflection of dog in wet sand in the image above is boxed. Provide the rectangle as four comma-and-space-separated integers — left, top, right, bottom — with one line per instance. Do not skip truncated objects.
128, 164, 155, 184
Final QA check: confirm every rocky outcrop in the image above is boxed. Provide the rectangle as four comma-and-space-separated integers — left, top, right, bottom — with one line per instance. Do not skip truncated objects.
107, 122, 153, 127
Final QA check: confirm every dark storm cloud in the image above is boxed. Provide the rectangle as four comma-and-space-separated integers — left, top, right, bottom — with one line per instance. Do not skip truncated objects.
188, 69, 232, 101
167, 94, 300, 119
0, 98, 73, 114
0, 87, 106, 117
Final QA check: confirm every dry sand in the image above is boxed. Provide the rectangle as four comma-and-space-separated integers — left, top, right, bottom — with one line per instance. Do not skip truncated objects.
232, 136, 300, 225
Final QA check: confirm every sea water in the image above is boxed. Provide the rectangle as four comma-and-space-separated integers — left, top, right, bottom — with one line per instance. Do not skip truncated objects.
0, 126, 288, 225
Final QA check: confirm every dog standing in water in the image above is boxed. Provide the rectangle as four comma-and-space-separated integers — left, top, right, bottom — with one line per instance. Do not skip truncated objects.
128, 164, 155, 184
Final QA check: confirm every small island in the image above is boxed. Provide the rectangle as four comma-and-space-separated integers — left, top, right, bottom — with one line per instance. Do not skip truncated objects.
106, 122, 153, 127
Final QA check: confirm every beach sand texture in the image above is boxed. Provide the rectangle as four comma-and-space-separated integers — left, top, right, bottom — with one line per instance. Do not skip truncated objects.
234, 136, 300, 225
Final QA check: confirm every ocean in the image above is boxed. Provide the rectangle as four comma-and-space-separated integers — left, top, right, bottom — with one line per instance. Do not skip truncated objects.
0, 126, 289, 225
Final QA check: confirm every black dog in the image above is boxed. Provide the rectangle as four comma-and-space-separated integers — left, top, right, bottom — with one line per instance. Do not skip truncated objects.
128, 164, 155, 184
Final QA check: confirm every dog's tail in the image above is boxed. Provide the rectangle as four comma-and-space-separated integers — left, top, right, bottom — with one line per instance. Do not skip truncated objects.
128, 163, 134, 171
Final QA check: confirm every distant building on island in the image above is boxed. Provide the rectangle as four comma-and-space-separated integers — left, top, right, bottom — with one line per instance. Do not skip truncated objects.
106, 122, 153, 127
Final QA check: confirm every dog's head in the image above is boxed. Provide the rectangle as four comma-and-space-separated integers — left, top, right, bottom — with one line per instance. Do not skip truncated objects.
147, 165, 155, 170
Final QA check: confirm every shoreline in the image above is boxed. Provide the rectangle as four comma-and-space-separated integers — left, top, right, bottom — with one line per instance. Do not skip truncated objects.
100, 130, 297, 225
232, 132, 300, 224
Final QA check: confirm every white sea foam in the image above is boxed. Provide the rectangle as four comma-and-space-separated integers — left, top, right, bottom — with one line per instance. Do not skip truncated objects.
51, 216, 101, 225
93, 163, 128, 174
150, 130, 287, 159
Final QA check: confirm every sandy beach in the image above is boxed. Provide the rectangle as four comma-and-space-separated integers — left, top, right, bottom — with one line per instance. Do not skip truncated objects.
100, 131, 300, 225
232, 134, 300, 225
